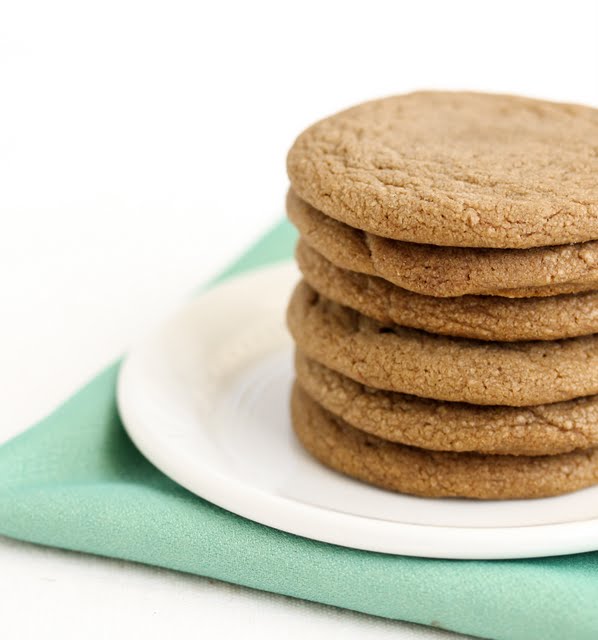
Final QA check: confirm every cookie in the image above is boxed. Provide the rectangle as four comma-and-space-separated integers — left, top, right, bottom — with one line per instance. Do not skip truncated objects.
288, 189, 598, 298
287, 281, 598, 406
287, 91, 598, 249
291, 384, 598, 499
295, 352, 598, 456
296, 240, 598, 341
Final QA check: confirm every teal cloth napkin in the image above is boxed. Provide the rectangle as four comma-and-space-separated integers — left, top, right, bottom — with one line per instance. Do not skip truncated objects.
1, 220, 598, 640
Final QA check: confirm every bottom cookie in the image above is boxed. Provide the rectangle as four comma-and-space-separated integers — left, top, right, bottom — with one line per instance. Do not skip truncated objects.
291, 383, 598, 500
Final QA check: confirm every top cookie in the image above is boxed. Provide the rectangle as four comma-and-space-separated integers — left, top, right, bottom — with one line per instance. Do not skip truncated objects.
287, 91, 598, 248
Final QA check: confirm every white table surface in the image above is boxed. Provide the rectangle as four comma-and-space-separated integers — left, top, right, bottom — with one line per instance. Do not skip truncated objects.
1, 2, 596, 638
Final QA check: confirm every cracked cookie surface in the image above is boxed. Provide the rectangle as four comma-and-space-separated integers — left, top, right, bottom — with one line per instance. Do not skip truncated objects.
296, 240, 598, 341
295, 352, 598, 456
287, 91, 598, 249
287, 281, 598, 406
288, 190, 598, 298
291, 384, 598, 499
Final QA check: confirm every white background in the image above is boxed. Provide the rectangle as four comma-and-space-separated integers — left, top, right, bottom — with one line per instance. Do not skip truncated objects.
0, 1, 597, 638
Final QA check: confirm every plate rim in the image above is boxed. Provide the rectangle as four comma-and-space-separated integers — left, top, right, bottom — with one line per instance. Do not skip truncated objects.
117, 261, 598, 559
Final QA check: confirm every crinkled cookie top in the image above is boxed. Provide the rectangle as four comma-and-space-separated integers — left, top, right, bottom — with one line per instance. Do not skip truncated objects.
287, 91, 598, 248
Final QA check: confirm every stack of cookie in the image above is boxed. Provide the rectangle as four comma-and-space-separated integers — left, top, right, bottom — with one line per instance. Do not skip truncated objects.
285, 91, 598, 499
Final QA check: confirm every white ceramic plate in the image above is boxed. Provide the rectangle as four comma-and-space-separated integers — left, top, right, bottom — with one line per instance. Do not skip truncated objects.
117, 261, 598, 559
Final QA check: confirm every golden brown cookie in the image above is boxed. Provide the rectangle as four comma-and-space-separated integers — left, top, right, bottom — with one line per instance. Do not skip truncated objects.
287, 281, 598, 406
288, 189, 598, 298
295, 352, 598, 456
291, 384, 598, 499
287, 91, 598, 249
296, 240, 598, 341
